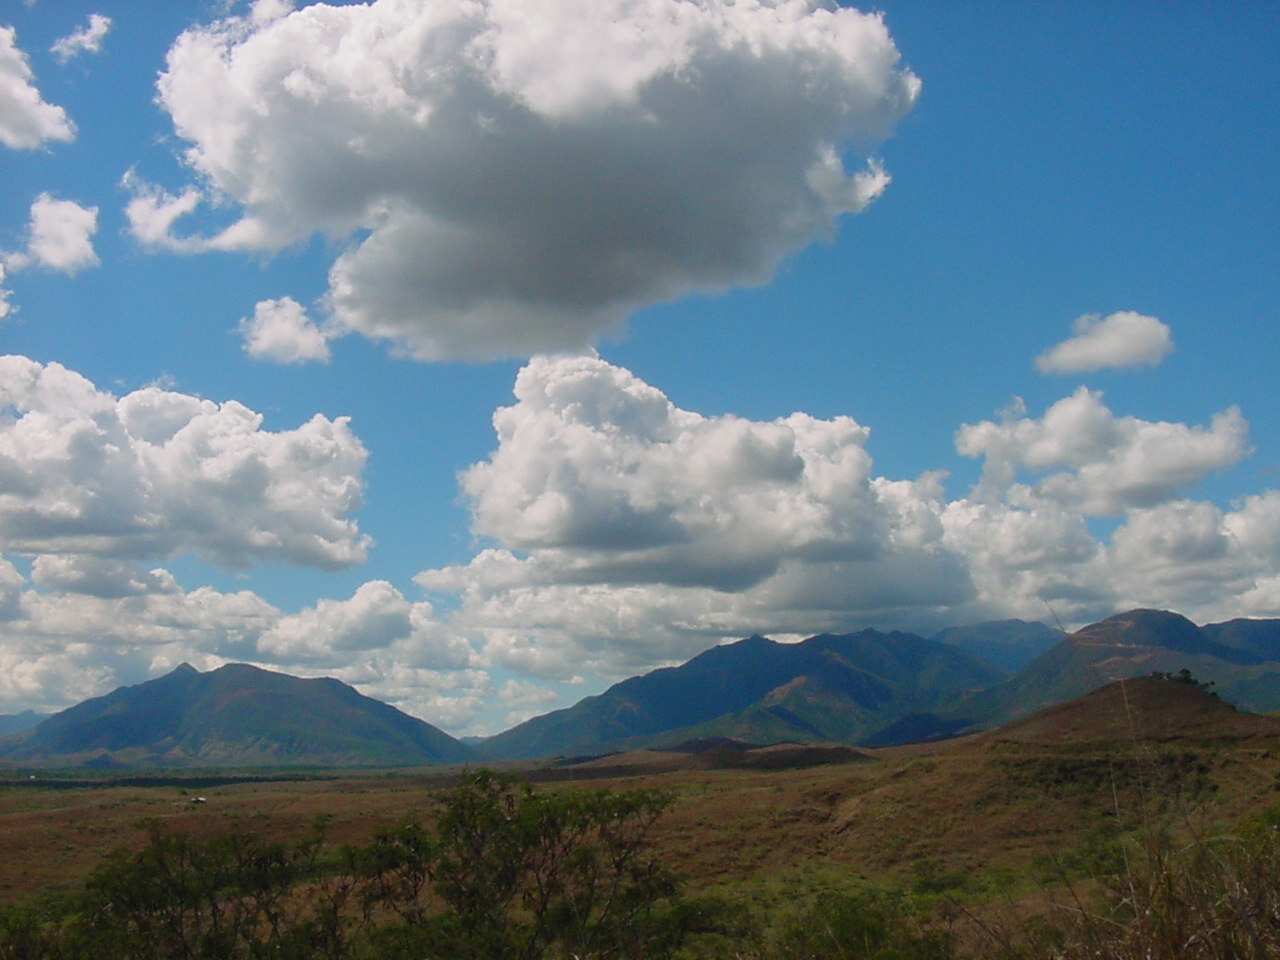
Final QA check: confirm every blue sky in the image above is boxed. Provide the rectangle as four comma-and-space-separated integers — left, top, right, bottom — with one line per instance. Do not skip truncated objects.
0, 0, 1276, 735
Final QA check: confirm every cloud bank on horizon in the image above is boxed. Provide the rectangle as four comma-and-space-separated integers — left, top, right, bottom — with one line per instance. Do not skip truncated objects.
0, 0, 1277, 734
1, 350, 1277, 728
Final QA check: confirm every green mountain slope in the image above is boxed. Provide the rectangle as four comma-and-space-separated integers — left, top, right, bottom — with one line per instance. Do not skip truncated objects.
949, 609, 1280, 732
0, 663, 473, 768
477, 630, 1003, 760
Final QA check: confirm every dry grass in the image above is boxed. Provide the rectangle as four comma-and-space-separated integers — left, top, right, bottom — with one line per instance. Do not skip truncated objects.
5, 676, 1280, 959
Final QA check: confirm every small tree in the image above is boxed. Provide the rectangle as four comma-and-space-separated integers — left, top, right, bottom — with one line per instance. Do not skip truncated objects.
358, 771, 681, 960
1151, 669, 1216, 694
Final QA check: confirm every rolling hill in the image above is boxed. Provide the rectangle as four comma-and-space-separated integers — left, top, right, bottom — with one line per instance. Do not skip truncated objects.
0, 663, 473, 768
972, 672, 1280, 747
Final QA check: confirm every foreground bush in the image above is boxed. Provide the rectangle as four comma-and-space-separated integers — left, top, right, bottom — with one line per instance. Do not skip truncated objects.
0, 772, 683, 960
1044, 812, 1280, 960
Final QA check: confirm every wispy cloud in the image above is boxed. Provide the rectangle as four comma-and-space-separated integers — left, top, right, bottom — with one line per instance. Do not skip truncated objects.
51, 13, 112, 63
0, 265, 12, 320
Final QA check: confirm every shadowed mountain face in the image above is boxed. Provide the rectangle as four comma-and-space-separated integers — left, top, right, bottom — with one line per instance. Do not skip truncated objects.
0, 711, 48, 736
477, 630, 1004, 760
0, 663, 473, 769
930, 619, 1064, 673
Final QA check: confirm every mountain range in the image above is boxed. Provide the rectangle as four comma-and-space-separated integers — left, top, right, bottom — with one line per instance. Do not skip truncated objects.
4, 609, 1280, 768
476, 610, 1280, 760
475, 629, 1009, 760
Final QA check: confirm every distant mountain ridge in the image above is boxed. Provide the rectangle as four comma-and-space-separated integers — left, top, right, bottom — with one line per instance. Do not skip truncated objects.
7, 609, 1280, 769
479, 609, 1280, 759
0, 711, 49, 737
949, 609, 1280, 734
0, 663, 472, 769
477, 630, 1004, 760
930, 619, 1063, 673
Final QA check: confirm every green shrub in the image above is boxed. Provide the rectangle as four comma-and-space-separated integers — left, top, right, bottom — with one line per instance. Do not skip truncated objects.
0, 772, 683, 960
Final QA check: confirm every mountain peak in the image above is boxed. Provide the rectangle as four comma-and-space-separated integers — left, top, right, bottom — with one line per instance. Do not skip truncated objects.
1072, 608, 1203, 651
1, 662, 472, 768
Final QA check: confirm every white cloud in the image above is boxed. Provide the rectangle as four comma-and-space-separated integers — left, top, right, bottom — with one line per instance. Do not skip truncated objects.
460, 352, 926, 591
2, 355, 1279, 733
5, 194, 99, 274
122, 174, 206, 252
51, 14, 112, 63
496, 677, 561, 727
0, 25, 74, 149
30, 556, 180, 599
257, 579, 471, 669
0, 355, 371, 569
238, 296, 333, 364
251, 0, 296, 25
144, 0, 918, 359
0, 264, 12, 319
409, 357, 1280, 686
418, 354, 976, 678
1036, 311, 1174, 374
955, 388, 1248, 515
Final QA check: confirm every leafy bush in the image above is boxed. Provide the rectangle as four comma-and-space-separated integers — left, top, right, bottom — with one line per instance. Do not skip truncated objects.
763, 890, 954, 960
354, 771, 681, 959
1049, 813, 1280, 960
0, 772, 683, 960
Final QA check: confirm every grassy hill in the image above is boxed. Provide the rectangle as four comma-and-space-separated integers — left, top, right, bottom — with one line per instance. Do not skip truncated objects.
949, 609, 1280, 733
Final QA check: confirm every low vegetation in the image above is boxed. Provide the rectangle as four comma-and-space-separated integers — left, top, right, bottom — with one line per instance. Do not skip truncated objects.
4, 768, 1280, 959
4, 674, 1280, 958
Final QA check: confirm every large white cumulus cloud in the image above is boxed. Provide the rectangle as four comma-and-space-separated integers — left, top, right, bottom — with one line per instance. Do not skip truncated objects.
0, 355, 370, 568
413, 355, 1280, 683
458, 353, 955, 593
421, 354, 974, 677
146, 0, 919, 359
